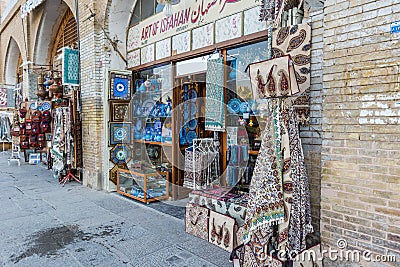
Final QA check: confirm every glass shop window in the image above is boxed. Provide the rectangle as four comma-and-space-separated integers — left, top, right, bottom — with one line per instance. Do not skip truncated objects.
133, 64, 173, 102
226, 41, 270, 101
129, 0, 181, 26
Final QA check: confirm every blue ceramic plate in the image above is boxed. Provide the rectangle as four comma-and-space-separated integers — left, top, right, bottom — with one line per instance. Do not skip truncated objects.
186, 130, 197, 145
188, 119, 197, 130
142, 99, 156, 117
135, 120, 142, 131
190, 103, 197, 116
41, 102, 51, 111
227, 98, 241, 114
30, 103, 37, 110
188, 89, 197, 102
240, 102, 250, 114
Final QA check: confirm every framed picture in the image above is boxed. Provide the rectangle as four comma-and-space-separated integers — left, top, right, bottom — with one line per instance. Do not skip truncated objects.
109, 71, 132, 100
110, 144, 132, 165
109, 122, 132, 145
110, 101, 130, 122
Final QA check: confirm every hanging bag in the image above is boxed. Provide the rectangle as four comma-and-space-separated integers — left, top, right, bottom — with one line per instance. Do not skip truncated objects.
248, 55, 300, 99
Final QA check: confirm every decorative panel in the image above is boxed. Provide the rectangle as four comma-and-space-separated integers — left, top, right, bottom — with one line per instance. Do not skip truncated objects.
215, 13, 242, 43
192, 24, 214, 50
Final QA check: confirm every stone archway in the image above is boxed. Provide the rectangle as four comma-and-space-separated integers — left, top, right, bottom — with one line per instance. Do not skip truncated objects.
33, 0, 73, 65
4, 37, 22, 85
104, 0, 138, 69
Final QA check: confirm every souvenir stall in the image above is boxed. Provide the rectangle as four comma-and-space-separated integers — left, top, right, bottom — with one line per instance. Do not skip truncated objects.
10, 48, 82, 184
123, 1, 319, 264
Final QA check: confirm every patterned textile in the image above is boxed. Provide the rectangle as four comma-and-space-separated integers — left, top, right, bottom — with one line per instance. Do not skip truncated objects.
189, 192, 247, 226
249, 55, 300, 99
185, 203, 209, 241
205, 57, 225, 131
62, 48, 80, 86
292, 244, 323, 267
184, 149, 203, 188
272, 23, 312, 126
287, 107, 313, 253
243, 99, 285, 244
243, 228, 282, 267
277, 108, 293, 252
259, 0, 304, 28
209, 210, 237, 252
51, 107, 71, 178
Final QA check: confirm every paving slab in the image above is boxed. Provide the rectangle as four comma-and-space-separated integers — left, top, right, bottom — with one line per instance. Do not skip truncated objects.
0, 153, 230, 266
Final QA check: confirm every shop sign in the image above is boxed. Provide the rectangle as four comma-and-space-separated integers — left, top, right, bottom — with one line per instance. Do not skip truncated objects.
127, 0, 258, 52
20, 0, 45, 19
62, 48, 80, 86
390, 21, 400, 34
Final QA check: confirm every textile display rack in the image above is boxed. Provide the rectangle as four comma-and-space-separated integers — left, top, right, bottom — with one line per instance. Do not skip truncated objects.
189, 137, 220, 189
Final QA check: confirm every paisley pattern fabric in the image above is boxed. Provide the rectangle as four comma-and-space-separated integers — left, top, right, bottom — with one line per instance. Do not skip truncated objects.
185, 203, 210, 241
242, 228, 283, 267
209, 210, 237, 252
249, 55, 300, 99
277, 108, 293, 252
205, 57, 225, 131
272, 23, 311, 126
287, 107, 313, 253
188, 192, 247, 226
243, 99, 285, 244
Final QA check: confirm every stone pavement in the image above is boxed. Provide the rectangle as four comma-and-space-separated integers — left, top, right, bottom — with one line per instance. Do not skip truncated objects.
0, 154, 231, 267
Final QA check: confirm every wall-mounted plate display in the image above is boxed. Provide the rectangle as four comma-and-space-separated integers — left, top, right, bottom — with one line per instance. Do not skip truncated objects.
110, 144, 132, 165
110, 101, 129, 122
109, 71, 132, 100
109, 122, 131, 145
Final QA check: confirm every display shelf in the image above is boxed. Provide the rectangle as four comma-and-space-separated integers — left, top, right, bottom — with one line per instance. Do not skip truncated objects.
133, 140, 172, 146
117, 168, 169, 204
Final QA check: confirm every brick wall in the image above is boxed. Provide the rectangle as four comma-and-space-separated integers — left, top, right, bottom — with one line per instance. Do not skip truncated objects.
78, 0, 106, 189
321, 0, 400, 265
301, 9, 324, 234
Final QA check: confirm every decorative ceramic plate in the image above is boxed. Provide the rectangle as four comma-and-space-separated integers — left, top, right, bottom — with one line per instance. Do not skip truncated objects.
187, 89, 197, 101
135, 120, 142, 131
186, 130, 197, 145
41, 102, 51, 111
227, 98, 241, 114
110, 123, 131, 145
30, 103, 37, 110
189, 103, 197, 116
240, 102, 250, 113
114, 127, 128, 141
142, 99, 156, 117
188, 119, 197, 130
110, 144, 132, 165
